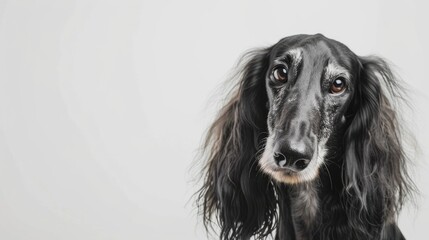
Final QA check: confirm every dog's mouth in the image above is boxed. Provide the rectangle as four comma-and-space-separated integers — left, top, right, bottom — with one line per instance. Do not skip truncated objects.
259, 136, 327, 184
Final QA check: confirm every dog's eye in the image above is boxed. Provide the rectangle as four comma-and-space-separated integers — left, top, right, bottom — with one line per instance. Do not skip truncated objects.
330, 78, 347, 94
272, 66, 288, 82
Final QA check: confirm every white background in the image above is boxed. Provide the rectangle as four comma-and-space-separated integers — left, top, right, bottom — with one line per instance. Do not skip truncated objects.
0, 0, 428, 239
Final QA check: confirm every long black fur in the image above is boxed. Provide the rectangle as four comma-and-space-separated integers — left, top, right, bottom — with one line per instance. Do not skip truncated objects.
196, 34, 414, 240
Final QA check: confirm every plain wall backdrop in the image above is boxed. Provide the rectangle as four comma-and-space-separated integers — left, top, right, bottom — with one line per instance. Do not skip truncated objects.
0, 0, 428, 239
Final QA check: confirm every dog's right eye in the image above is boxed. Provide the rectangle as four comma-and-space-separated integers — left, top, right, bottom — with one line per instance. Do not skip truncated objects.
272, 66, 288, 82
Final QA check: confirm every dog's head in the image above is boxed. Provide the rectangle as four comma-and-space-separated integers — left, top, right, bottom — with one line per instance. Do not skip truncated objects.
259, 34, 360, 184
198, 34, 412, 239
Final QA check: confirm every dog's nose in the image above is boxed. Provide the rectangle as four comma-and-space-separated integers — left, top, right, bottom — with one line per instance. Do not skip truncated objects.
273, 145, 312, 171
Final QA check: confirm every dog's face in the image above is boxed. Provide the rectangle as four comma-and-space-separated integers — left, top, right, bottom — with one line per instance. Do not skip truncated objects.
259, 34, 360, 184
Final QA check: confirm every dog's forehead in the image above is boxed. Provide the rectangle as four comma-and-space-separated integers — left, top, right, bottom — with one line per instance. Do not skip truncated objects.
271, 34, 357, 69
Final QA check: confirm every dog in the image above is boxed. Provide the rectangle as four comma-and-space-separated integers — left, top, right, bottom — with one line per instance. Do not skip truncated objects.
196, 34, 414, 240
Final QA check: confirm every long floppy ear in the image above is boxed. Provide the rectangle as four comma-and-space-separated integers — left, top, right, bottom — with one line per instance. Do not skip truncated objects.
197, 48, 277, 239
344, 56, 414, 224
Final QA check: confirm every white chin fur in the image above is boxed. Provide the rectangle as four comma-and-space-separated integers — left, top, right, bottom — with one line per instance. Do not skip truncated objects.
259, 136, 327, 184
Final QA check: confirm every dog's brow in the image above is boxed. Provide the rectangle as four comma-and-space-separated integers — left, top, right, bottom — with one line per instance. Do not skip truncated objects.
324, 62, 350, 79
286, 48, 303, 67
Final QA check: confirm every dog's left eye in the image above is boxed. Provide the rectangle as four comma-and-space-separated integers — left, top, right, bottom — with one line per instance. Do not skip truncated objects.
330, 78, 347, 94
272, 66, 288, 82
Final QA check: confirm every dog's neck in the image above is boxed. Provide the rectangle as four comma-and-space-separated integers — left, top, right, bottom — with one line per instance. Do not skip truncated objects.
288, 183, 320, 240
277, 166, 345, 240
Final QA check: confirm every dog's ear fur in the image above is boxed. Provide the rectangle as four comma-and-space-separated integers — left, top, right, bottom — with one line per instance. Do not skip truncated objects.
343, 56, 414, 228
197, 48, 278, 239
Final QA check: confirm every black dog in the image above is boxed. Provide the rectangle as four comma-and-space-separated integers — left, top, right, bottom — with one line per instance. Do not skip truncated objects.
196, 34, 414, 240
